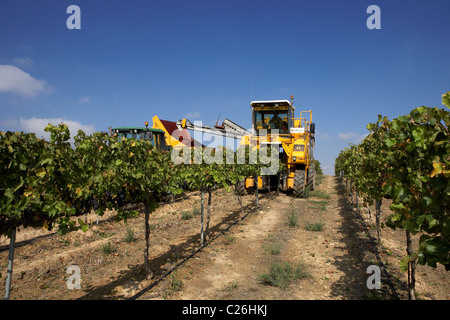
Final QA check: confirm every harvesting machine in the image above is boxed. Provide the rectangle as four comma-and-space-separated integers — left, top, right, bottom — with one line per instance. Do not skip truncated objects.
237, 95, 316, 197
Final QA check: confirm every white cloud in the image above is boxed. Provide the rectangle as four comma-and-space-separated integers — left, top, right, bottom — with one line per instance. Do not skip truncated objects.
184, 112, 201, 119
19, 117, 95, 141
315, 129, 333, 141
337, 132, 366, 143
0, 65, 49, 97
78, 96, 91, 103
12, 56, 33, 68
317, 132, 332, 140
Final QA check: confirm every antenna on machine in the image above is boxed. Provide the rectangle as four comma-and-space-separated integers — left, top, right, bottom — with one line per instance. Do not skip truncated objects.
215, 114, 221, 126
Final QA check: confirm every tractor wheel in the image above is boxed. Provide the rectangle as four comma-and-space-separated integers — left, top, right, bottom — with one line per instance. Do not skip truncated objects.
235, 179, 247, 196
293, 170, 306, 198
308, 163, 316, 191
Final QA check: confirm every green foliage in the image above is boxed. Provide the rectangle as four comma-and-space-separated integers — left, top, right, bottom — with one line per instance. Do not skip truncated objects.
313, 160, 323, 175
0, 124, 272, 237
442, 91, 450, 109
0, 122, 276, 298
335, 93, 450, 271
0, 125, 79, 236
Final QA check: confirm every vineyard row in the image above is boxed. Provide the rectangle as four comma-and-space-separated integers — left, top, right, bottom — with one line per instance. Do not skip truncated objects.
0, 123, 281, 298
334, 91, 450, 299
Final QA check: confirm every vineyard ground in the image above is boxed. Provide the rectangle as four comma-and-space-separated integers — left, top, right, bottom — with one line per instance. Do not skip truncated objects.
0, 176, 448, 300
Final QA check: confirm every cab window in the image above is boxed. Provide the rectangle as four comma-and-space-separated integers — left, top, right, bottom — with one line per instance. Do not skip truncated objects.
254, 110, 289, 134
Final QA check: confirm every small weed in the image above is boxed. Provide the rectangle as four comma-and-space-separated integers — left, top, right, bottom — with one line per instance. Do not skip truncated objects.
309, 200, 329, 206
60, 238, 70, 245
308, 200, 328, 212
224, 235, 235, 245
222, 281, 239, 292
366, 291, 381, 300
305, 221, 325, 231
170, 272, 183, 292
310, 190, 331, 199
263, 240, 281, 255
287, 209, 298, 227
181, 211, 193, 220
97, 231, 114, 239
303, 187, 310, 198
102, 241, 116, 255
192, 206, 200, 216
39, 282, 50, 289
259, 261, 309, 289
124, 227, 136, 243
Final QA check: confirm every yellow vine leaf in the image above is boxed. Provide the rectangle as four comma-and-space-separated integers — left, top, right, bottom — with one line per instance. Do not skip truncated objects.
24, 190, 33, 197
36, 168, 46, 178
430, 162, 449, 178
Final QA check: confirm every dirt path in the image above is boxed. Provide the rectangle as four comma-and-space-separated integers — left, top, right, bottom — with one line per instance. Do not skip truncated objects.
163, 175, 390, 300
1, 176, 448, 300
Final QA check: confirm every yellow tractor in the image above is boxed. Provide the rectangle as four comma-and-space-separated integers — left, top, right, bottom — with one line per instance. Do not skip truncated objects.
238, 96, 316, 197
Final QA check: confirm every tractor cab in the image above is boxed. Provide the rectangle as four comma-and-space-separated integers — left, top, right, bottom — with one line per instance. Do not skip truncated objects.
111, 122, 170, 151
251, 100, 294, 135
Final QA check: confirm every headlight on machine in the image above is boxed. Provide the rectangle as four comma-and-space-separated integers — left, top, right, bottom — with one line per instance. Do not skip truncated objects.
293, 144, 305, 152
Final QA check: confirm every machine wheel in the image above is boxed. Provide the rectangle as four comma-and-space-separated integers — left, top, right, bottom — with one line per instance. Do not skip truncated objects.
308, 163, 316, 191
293, 170, 306, 198
235, 179, 247, 196
311, 174, 316, 191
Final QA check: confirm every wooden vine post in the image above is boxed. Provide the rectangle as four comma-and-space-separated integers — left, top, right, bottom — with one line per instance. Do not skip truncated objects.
4, 227, 16, 300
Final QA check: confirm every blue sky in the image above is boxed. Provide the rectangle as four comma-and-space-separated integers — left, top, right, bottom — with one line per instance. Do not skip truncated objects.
1, 0, 449, 175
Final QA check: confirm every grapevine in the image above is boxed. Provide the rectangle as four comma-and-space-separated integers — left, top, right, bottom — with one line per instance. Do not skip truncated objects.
335, 92, 450, 299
